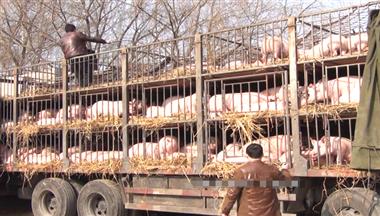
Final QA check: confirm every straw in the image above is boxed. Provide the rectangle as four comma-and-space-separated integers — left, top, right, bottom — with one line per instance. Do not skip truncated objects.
15, 160, 63, 181
300, 103, 358, 119
130, 114, 196, 129
128, 154, 192, 174
67, 159, 122, 175
220, 111, 284, 143
201, 162, 239, 179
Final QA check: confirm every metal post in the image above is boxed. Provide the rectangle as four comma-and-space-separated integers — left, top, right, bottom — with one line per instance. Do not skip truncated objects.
195, 33, 205, 173
12, 69, 18, 167
61, 59, 69, 169
288, 16, 307, 176
121, 48, 130, 172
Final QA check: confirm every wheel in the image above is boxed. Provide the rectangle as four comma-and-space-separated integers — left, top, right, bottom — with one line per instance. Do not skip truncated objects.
32, 178, 77, 216
69, 179, 83, 197
321, 187, 380, 216
77, 180, 124, 216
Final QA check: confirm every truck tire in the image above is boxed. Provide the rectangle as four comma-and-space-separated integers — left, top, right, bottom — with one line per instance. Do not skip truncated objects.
69, 179, 83, 197
31, 178, 77, 216
321, 187, 380, 216
77, 179, 124, 216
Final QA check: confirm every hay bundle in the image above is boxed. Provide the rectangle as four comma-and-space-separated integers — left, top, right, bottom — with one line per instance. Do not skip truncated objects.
8, 116, 120, 144
68, 159, 122, 175
130, 116, 178, 129
221, 111, 283, 143
128, 154, 192, 174
15, 160, 63, 174
67, 116, 121, 133
201, 162, 238, 179
130, 115, 196, 129
14, 123, 41, 145
13, 122, 62, 145
201, 159, 282, 179
300, 103, 358, 119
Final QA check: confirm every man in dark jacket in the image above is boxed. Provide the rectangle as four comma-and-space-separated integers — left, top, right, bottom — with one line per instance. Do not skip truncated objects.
59, 23, 107, 87
220, 143, 291, 216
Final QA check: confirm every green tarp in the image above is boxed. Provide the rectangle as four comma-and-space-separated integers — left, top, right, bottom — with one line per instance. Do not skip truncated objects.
352, 10, 380, 170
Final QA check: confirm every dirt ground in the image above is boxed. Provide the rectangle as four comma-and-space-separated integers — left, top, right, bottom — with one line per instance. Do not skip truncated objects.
0, 196, 33, 216
0, 196, 208, 216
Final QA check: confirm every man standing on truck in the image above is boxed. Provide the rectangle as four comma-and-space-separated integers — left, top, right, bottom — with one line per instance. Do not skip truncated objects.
59, 23, 107, 87
219, 143, 291, 216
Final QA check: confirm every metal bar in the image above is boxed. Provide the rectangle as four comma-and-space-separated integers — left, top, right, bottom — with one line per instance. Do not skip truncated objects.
124, 187, 296, 201
124, 203, 218, 215
195, 33, 205, 173
121, 48, 129, 172
12, 69, 18, 167
61, 59, 69, 169
288, 16, 307, 175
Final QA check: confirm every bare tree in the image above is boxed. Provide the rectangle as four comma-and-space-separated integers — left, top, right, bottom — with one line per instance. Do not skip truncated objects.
0, 0, 59, 67
0, 0, 326, 69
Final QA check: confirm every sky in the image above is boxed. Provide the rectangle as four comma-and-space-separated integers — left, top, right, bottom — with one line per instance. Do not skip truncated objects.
317, 0, 372, 8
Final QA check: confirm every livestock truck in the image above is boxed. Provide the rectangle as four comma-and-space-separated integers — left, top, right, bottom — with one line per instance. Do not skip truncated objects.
1, 1, 380, 216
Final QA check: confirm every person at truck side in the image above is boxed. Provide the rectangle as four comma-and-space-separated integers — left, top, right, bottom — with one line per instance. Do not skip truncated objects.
219, 143, 291, 216
59, 23, 107, 87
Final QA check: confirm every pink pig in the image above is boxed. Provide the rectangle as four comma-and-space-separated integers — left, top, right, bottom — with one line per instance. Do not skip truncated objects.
145, 106, 165, 118
348, 32, 368, 53
261, 85, 306, 101
128, 142, 160, 159
163, 94, 197, 117
162, 96, 180, 107
86, 101, 123, 120
307, 76, 362, 105
208, 94, 231, 118
242, 135, 291, 161
215, 143, 243, 162
158, 136, 178, 158
308, 136, 352, 164
305, 34, 348, 58
56, 105, 86, 123
228, 92, 267, 113
36, 118, 57, 126
37, 109, 56, 119
261, 36, 289, 63
89, 151, 123, 162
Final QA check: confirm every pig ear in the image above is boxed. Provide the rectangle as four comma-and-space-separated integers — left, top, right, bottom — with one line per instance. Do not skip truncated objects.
308, 83, 315, 88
